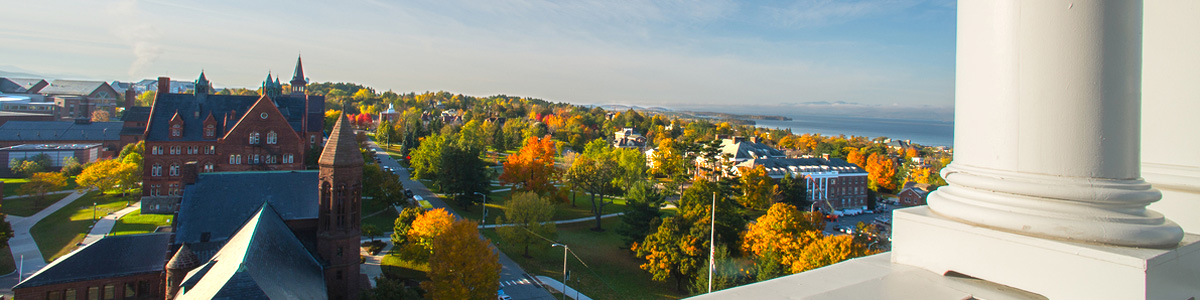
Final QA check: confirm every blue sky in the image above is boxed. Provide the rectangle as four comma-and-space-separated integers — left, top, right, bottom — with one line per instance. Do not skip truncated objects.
1, 0, 956, 118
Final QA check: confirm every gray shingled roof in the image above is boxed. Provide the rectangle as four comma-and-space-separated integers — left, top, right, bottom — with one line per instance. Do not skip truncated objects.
738, 157, 867, 176
175, 171, 319, 245
175, 205, 325, 300
40, 80, 109, 96
0, 78, 47, 93
14, 233, 171, 289
722, 139, 787, 160
0, 121, 123, 142
144, 92, 320, 142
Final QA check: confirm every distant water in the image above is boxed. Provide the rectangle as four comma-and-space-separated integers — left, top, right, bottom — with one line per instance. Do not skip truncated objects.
753, 114, 954, 147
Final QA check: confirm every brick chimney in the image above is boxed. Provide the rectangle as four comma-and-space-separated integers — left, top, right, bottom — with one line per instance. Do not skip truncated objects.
157, 77, 170, 94
181, 161, 198, 185
124, 87, 136, 108
821, 153, 830, 160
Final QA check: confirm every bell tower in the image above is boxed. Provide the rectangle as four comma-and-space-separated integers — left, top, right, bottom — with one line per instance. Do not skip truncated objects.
317, 114, 363, 300
290, 55, 307, 95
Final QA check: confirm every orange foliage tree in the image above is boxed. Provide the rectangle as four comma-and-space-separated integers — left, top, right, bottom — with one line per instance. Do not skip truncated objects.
498, 135, 559, 195
741, 203, 824, 268
865, 153, 897, 191
738, 165, 775, 210
790, 234, 874, 273
422, 218, 501, 300
401, 208, 455, 261
846, 148, 865, 167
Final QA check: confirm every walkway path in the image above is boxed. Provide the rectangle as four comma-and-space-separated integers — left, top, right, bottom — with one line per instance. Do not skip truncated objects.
3, 190, 74, 200
81, 202, 142, 245
0, 190, 88, 296
535, 276, 593, 300
480, 213, 624, 229
360, 237, 393, 288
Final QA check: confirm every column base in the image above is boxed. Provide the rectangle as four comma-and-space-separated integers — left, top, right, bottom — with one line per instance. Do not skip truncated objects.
892, 206, 1200, 300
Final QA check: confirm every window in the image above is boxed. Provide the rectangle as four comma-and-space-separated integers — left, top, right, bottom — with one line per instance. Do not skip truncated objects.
204, 125, 215, 138
124, 283, 135, 299
88, 286, 99, 300
151, 164, 162, 177
204, 163, 213, 172
103, 284, 114, 300
65, 288, 77, 300
170, 124, 181, 137
149, 185, 160, 196
249, 132, 260, 144
169, 184, 179, 196
283, 153, 294, 164
169, 146, 179, 155
152, 146, 162, 155
229, 155, 241, 164
310, 135, 316, 144
187, 146, 197, 155
169, 164, 179, 176
205, 145, 215, 154
47, 291, 62, 300
266, 131, 277, 144
251, 154, 260, 164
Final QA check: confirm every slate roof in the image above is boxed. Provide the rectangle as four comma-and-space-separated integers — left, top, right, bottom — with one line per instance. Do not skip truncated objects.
0, 78, 47, 93
738, 157, 867, 177
144, 92, 322, 142
319, 114, 362, 167
14, 233, 171, 289
175, 205, 325, 300
175, 171, 319, 245
40, 80, 110, 96
722, 138, 787, 160
0, 121, 123, 142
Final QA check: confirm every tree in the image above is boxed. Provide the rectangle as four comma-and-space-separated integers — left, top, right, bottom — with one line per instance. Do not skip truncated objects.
741, 203, 823, 269
10, 154, 50, 178
422, 219, 501, 300
0, 209, 11, 250
738, 165, 774, 211
362, 276, 421, 300
18, 172, 68, 204
135, 91, 155, 106
391, 206, 424, 247
617, 181, 663, 247
438, 143, 490, 209
409, 134, 447, 181
633, 216, 706, 291
91, 110, 110, 122
76, 159, 128, 194
363, 224, 381, 242
689, 244, 744, 294
775, 173, 809, 209
612, 148, 649, 191
496, 192, 556, 257
498, 135, 559, 195
59, 157, 84, 176
401, 208, 455, 262
791, 234, 874, 273
865, 153, 897, 191
565, 154, 618, 231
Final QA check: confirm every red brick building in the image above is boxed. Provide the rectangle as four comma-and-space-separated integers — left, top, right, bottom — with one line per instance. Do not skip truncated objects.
139, 58, 323, 211
897, 182, 934, 206
12, 233, 169, 300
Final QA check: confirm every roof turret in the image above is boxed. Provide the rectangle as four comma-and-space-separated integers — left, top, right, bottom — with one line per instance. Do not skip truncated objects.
166, 243, 201, 270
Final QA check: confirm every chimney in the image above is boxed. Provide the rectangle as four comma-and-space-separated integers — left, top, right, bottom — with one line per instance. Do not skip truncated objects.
157, 77, 170, 94
124, 87, 136, 108
182, 161, 198, 185
821, 153, 831, 160
749, 136, 759, 144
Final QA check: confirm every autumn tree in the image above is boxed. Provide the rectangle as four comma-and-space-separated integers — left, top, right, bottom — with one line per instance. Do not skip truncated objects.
738, 165, 774, 211
91, 110, 110, 122
18, 172, 68, 204
741, 203, 824, 269
76, 159, 139, 195
791, 234, 874, 273
497, 192, 556, 257
846, 148, 865, 167
633, 216, 707, 291
400, 208, 455, 261
422, 219, 501, 300
391, 206, 424, 247
498, 135, 559, 195
865, 153, 897, 191
565, 153, 618, 231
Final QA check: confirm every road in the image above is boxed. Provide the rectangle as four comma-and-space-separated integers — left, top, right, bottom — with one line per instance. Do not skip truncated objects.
367, 139, 555, 300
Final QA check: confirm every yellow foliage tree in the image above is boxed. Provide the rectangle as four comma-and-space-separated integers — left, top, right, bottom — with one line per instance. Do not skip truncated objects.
738, 165, 774, 210
19, 172, 68, 203
790, 234, 874, 273
422, 219, 501, 300
402, 208, 455, 261
741, 203, 824, 269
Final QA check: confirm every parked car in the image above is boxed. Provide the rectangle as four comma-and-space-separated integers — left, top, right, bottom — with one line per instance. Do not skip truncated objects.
498, 289, 512, 300
404, 189, 414, 199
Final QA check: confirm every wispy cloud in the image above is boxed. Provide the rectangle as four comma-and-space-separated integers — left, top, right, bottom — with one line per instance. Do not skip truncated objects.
766, 0, 921, 28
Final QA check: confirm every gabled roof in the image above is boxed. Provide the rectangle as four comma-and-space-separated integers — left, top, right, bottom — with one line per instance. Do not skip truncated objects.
737, 157, 868, 177
175, 171, 319, 245
14, 233, 171, 289
121, 106, 151, 122
0, 121, 123, 142
0, 78, 47, 93
40, 80, 111, 96
318, 114, 362, 167
175, 205, 325, 300
722, 138, 787, 160
144, 91, 319, 141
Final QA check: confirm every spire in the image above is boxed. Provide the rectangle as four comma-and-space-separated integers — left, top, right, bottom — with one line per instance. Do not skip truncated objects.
319, 114, 363, 167
291, 55, 306, 84
195, 70, 210, 95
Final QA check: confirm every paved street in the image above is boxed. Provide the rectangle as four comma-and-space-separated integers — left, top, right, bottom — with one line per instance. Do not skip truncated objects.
367, 139, 556, 300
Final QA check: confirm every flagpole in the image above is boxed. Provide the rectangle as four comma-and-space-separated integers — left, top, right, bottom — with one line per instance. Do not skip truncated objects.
708, 192, 716, 293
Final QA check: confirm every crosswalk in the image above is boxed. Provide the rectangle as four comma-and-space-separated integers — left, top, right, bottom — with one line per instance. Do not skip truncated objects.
500, 278, 535, 287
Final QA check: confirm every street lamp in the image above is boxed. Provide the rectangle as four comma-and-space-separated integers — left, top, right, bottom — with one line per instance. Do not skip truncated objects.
550, 243, 568, 300
474, 192, 487, 225
93, 202, 97, 221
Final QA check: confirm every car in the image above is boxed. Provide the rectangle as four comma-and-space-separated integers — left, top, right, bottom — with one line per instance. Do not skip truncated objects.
404, 189, 414, 199
497, 289, 512, 300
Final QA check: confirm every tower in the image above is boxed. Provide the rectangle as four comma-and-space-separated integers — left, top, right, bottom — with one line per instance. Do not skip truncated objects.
164, 243, 200, 299
194, 71, 210, 95
317, 114, 363, 300
261, 72, 281, 98
290, 55, 307, 95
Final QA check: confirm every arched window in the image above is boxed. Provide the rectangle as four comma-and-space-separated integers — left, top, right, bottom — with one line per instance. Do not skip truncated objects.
204, 125, 215, 138
151, 164, 162, 177
169, 164, 179, 176
203, 163, 213, 172
266, 131, 277, 144
236, 155, 241, 164
249, 132, 260, 144
171, 124, 181, 137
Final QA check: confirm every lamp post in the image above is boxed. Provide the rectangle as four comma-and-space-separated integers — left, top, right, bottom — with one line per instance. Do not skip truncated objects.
473, 192, 487, 225
551, 243, 568, 300
93, 202, 97, 221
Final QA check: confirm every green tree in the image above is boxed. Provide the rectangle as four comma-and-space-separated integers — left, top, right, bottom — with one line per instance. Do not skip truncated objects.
617, 181, 663, 247
391, 206, 424, 247
422, 219, 500, 300
377, 119, 395, 147
10, 155, 49, 178
565, 154, 618, 231
776, 173, 809, 209
633, 216, 706, 291
410, 134, 447, 181
363, 224, 381, 242
438, 143, 489, 210
496, 192, 556, 257
362, 276, 421, 300
612, 147, 649, 192
59, 157, 83, 176
689, 244, 743, 295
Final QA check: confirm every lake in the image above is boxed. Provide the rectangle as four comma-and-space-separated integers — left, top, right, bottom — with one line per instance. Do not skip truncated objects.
753, 114, 954, 147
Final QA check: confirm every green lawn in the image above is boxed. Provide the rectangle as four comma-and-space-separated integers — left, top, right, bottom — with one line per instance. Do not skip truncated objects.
30, 192, 137, 262
1, 177, 79, 197
362, 196, 399, 236
110, 210, 172, 236
380, 254, 430, 281
483, 218, 686, 300
3, 193, 71, 217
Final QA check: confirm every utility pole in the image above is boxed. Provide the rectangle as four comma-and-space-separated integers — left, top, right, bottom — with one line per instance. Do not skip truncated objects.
708, 192, 716, 293
551, 243, 569, 300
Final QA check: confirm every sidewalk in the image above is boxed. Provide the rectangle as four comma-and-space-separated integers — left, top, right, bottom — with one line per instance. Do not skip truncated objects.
1, 190, 88, 295
480, 213, 624, 229
80, 202, 141, 245
360, 237, 392, 288
535, 276, 593, 300
3, 190, 75, 200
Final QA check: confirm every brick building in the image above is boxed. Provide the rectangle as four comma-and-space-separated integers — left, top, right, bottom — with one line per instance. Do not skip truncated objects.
13, 233, 170, 300
140, 57, 324, 209
39, 80, 121, 120
717, 136, 870, 212
897, 181, 934, 206
0, 120, 125, 158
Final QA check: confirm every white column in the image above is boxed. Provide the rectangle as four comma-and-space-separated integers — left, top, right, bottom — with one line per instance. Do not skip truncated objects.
927, 0, 1182, 248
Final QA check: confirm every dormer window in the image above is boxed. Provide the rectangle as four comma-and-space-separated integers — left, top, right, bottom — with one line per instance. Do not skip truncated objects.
266, 131, 277, 144
249, 132, 260, 144
204, 125, 215, 138
170, 124, 182, 137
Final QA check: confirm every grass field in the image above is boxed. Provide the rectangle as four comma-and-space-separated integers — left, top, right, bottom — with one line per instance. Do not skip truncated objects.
3, 193, 71, 217
362, 195, 399, 236
483, 218, 687, 300
110, 210, 173, 236
380, 253, 429, 281
1, 177, 80, 198
30, 192, 138, 262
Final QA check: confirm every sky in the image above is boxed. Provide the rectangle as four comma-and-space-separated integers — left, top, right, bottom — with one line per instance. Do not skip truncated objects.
1, 0, 956, 120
